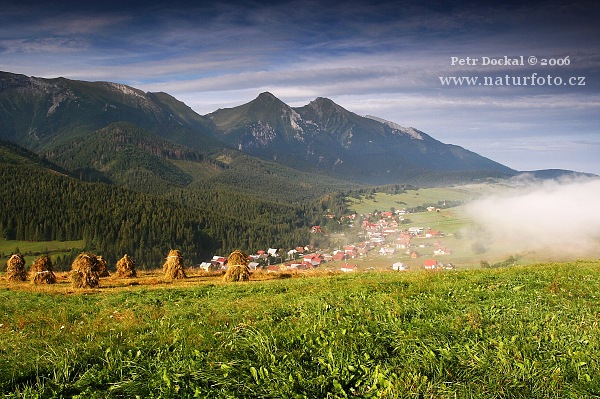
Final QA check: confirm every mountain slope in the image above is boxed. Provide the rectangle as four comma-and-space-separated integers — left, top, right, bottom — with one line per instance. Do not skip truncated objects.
208, 92, 311, 154
0, 138, 69, 174
208, 92, 516, 184
44, 122, 215, 190
0, 71, 221, 152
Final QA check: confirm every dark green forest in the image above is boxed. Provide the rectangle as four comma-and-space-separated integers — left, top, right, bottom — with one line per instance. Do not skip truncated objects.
0, 162, 347, 269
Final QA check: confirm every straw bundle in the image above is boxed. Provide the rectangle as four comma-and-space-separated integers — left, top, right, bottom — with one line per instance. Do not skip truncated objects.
29, 255, 56, 284
6, 253, 27, 282
115, 254, 137, 278
223, 250, 251, 282
163, 249, 186, 279
69, 252, 103, 288
96, 256, 110, 277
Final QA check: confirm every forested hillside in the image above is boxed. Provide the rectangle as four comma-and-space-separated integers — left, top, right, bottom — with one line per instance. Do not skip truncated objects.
0, 146, 346, 268
0, 164, 216, 268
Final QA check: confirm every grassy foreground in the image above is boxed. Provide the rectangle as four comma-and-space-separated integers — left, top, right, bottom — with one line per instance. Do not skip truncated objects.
1, 262, 599, 398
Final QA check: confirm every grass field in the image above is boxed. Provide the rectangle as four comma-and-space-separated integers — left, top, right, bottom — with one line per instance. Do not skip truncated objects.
346, 185, 493, 215
0, 239, 84, 269
1, 261, 599, 398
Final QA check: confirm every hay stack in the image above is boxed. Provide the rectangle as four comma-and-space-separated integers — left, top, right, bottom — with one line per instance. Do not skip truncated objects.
163, 249, 186, 279
223, 249, 251, 282
69, 252, 104, 288
6, 253, 27, 282
96, 256, 110, 277
29, 255, 56, 284
115, 254, 137, 278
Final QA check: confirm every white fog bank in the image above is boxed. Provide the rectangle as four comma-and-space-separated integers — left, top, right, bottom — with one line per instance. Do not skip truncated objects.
464, 176, 600, 258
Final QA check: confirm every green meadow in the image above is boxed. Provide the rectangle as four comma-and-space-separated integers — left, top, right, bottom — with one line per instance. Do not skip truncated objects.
346, 185, 487, 215
1, 261, 599, 398
0, 239, 84, 269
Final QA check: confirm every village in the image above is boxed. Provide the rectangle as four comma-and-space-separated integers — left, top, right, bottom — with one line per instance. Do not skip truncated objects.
196, 205, 458, 274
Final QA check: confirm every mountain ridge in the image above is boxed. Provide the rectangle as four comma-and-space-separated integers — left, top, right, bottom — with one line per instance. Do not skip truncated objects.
208, 91, 517, 183
4, 71, 588, 187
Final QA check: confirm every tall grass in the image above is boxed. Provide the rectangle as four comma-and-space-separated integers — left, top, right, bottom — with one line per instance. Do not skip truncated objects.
1, 261, 599, 397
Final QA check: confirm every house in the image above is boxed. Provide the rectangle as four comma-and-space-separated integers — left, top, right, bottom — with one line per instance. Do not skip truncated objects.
425, 230, 442, 238
398, 232, 411, 246
379, 247, 395, 255
392, 262, 407, 271
198, 262, 214, 271
356, 246, 370, 256
303, 254, 323, 266
408, 227, 424, 235
434, 247, 452, 255
362, 220, 377, 229
424, 259, 438, 270
344, 245, 356, 253
383, 228, 398, 236
211, 256, 227, 268
311, 225, 322, 233
370, 235, 385, 244
248, 262, 260, 270
332, 252, 347, 261
267, 248, 279, 257
340, 264, 356, 272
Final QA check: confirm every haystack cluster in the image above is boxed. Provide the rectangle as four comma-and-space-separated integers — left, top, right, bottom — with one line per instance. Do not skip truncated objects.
29, 255, 57, 284
163, 249, 186, 279
69, 252, 105, 288
115, 254, 137, 278
223, 249, 251, 282
6, 253, 27, 282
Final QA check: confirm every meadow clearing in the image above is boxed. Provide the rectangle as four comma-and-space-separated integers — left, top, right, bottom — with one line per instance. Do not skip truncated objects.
1, 260, 599, 398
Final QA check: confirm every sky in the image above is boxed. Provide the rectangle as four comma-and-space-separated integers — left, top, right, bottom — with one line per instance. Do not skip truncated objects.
1, 0, 599, 174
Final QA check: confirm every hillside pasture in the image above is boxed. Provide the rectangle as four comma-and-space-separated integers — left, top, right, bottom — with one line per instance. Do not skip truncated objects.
0, 239, 84, 270
347, 185, 483, 215
1, 261, 599, 398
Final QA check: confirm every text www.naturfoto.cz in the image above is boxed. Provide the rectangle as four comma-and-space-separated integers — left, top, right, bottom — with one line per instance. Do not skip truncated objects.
439, 74, 586, 86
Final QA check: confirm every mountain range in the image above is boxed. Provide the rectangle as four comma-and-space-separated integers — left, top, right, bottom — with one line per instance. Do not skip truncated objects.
207, 92, 515, 183
0, 71, 520, 188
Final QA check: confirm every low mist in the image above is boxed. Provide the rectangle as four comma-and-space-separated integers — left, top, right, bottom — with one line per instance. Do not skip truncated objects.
464, 176, 600, 259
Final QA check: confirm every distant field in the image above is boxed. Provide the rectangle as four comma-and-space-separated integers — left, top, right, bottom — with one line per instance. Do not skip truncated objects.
347, 185, 486, 215
1, 261, 599, 397
0, 239, 84, 268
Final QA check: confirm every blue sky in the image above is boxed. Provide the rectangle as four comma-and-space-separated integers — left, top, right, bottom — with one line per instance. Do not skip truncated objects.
1, 0, 599, 174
